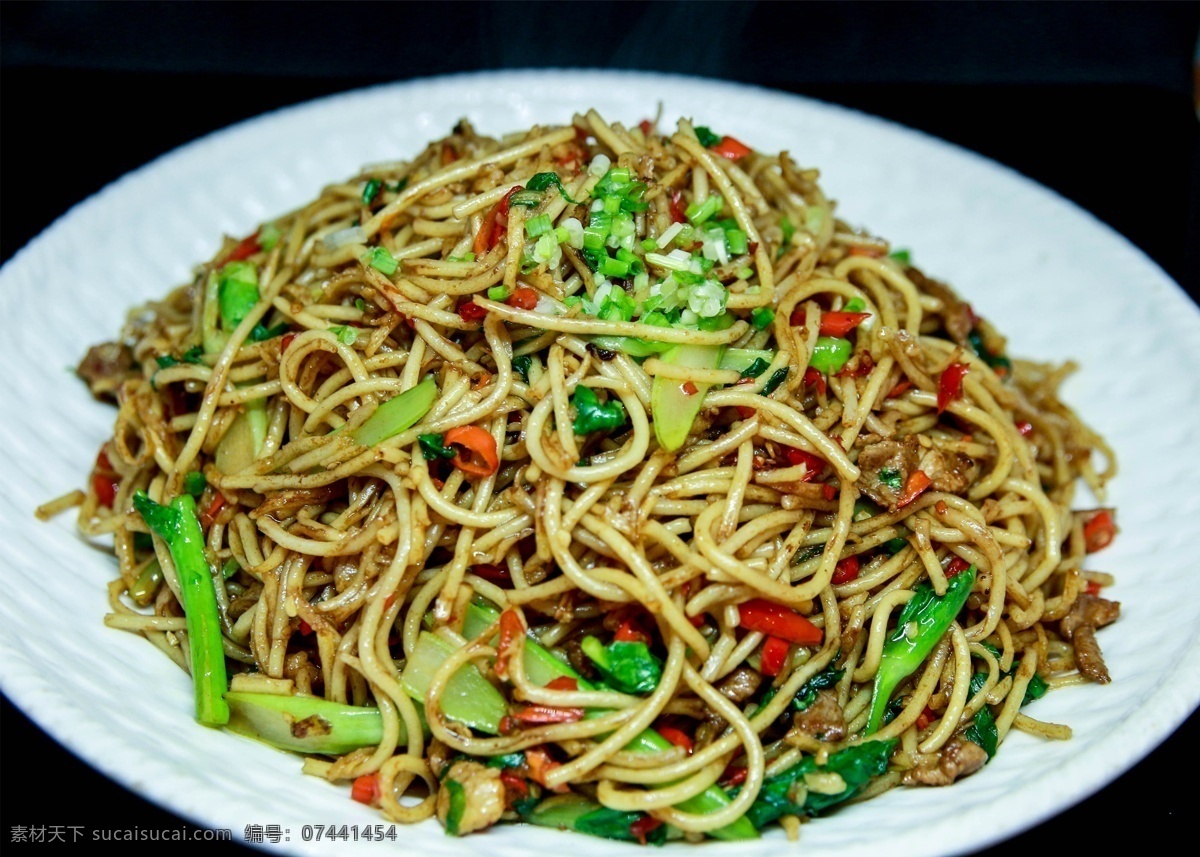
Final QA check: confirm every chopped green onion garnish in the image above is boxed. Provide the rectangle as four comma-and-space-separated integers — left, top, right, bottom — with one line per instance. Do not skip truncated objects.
447, 252, 476, 263
844, 297, 866, 313
222, 559, 240, 579
737, 266, 754, 280
525, 214, 553, 238
685, 193, 723, 225
487, 285, 510, 302
526, 171, 583, 204
183, 471, 207, 497
362, 246, 398, 276
761, 367, 789, 396
888, 248, 911, 265
330, 325, 358, 346
694, 126, 721, 147
258, 223, 282, 251
362, 178, 383, 206
750, 307, 775, 330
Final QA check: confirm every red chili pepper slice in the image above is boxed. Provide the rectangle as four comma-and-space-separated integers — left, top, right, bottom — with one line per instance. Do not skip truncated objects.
887, 379, 914, 398
720, 765, 748, 787
638, 119, 655, 135
545, 676, 578, 692
937, 362, 969, 414
630, 816, 664, 845
509, 704, 585, 724
897, 470, 932, 508
681, 381, 698, 396
915, 706, 937, 731
457, 298, 488, 322
1015, 420, 1034, 437
668, 189, 687, 224
444, 425, 499, 478
832, 555, 860, 585
473, 186, 520, 256
656, 726, 694, 754
821, 483, 837, 501
227, 231, 261, 262
737, 598, 823, 646
199, 493, 227, 529
614, 618, 651, 645
350, 773, 379, 805
1081, 509, 1117, 553
804, 365, 828, 397
495, 608, 524, 680
819, 311, 871, 337
759, 635, 791, 677
500, 769, 529, 800
946, 557, 971, 577
783, 447, 824, 481
712, 136, 752, 160
506, 287, 539, 310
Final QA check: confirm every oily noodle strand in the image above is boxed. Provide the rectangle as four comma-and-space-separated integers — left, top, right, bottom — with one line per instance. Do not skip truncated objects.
63, 109, 1115, 838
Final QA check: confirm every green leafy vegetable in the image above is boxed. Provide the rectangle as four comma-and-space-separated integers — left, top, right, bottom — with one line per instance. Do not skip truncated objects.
350, 378, 438, 447
183, 471, 207, 497
224, 691, 402, 755
418, 433, 456, 461
572, 385, 626, 435
760, 367, 789, 396
581, 637, 663, 695
512, 354, 533, 383
217, 261, 260, 335
694, 126, 721, 147
361, 178, 383, 206
249, 322, 289, 342
888, 248, 910, 265
865, 566, 978, 734
526, 171, 583, 204
878, 467, 903, 492
132, 492, 229, 727
742, 739, 896, 828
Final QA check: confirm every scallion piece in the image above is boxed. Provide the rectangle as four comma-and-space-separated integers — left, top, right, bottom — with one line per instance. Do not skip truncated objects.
361, 178, 383, 206
750, 307, 775, 330
350, 378, 438, 447
361, 246, 398, 276
525, 214, 553, 238
487, 285, 510, 302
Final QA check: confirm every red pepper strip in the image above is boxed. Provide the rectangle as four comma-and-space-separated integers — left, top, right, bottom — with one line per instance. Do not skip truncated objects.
507, 287, 539, 310
831, 555, 860, 585
1015, 420, 1034, 437
712, 135, 752, 160
835, 351, 874, 378
227, 231, 261, 262
630, 816, 664, 845
897, 470, 932, 508
473, 186, 520, 256
495, 608, 524, 680
280, 332, 297, 352
720, 765, 748, 788
545, 676, 578, 692
915, 706, 937, 731
92, 470, 118, 508
887, 379, 913, 398
688, 611, 707, 628
937, 362, 969, 414
444, 425, 500, 477
1082, 509, 1117, 553
614, 618, 651, 644
656, 726, 694, 754
668, 189, 687, 224
681, 381, 698, 396
822, 483, 837, 501
818, 311, 871, 337
783, 447, 824, 481
638, 119, 654, 135
848, 245, 886, 258
471, 563, 511, 586
759, 635, 791, 677
510, 705, 585, 724
350, 773, 379, 805
500, 769, 529, 800
737, 598, 823, 646
199, 493, 227, 529
946, 557, 971, 577
804, 366, 828, 397
1085, 581, 1103, 596
457, 298, 488, 322
297, 619, 314, 636
525, 746, 568, 792
734, 404, 757, 420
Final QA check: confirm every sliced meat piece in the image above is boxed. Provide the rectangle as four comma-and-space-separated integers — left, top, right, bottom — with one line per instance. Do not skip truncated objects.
788, 689, 846, 743
918, 447, 978, 495
1060, 593, 1121, 684
901, 737, 988, 786
76, 341, 136, 402
716, 667, 764, 704
436, 760, 506, 836
856, 435, 921, 509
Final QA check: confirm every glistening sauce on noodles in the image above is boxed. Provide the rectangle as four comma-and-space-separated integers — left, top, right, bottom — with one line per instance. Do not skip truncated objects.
43, 111, 1122, 844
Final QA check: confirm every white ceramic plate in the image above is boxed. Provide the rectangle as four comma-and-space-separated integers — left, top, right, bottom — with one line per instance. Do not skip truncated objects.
2, 70, 1198, 857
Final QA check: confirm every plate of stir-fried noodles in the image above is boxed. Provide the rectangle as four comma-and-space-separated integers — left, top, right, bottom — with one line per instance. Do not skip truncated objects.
3, 70, 1200, 857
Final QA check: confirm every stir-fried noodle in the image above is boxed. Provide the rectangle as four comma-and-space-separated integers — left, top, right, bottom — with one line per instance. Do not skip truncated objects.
45, 111, 1121, 843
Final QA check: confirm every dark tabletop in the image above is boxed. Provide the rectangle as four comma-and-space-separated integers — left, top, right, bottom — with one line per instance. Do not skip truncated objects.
3, 1, 1198, 853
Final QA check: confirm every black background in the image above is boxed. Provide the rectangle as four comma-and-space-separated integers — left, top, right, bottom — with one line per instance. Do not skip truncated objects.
3, 1, 1198, 854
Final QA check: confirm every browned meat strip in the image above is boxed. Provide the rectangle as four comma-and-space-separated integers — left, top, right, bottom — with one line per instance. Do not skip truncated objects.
902, 736, 988, 786
1061, 593, 1121, 684
788, 690, 847, 742
716, 667, 764, 704
919, 447, 978, 495
76, 341, 135, 402
856, 435, 921, 508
